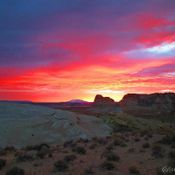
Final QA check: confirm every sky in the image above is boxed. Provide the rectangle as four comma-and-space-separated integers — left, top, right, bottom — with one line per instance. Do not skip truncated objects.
0, 0, 175, 102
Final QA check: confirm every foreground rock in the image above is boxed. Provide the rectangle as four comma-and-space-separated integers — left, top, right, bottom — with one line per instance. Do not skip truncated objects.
0, 102, 112, 148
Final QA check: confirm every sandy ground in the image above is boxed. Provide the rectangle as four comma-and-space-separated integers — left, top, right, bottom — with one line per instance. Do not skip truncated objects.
0, 130, 173, 175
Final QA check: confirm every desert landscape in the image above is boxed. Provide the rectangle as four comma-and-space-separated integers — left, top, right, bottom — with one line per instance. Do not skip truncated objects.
1, 0, 175, 175
0, 93, 175, 175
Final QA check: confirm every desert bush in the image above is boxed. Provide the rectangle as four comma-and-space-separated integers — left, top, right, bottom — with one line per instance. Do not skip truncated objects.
105, 152, 120, 162
134, 138, 140, 142
97, 138, 108, 145
24, 143, 49, 151
152, 145, 163, 158
37, 145, 50, 159
16, 153, 34, 162
156, 167, 164, 175
147, 133, 153, 138
73, 146, 86, 154
4, 146, 16, 152
113, 138, 123, 146
168, 150, 175, 167
84, 167, 94, 175
0, 159, 6, 170
142, 143, 150, 149
140, 130, 147, 137
105, 144, 114, 151
6, 167, 25, 175
129, 166, 140, 175
158, 135, 175, 145
64, 154, 77, 162
54, 160, 68, 172
128, 148, 135, 153
2, 146, 16, 155
48, 153, 53, 158
169, 151, 175, 159
112, 136, 127, 147
89, 143, 97, 150
100, 161, 115, 170
144, 136, 149, 141
63, 140, 75, 148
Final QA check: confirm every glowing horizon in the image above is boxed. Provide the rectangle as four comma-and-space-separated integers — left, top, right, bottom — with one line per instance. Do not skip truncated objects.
0, 0, 175, 102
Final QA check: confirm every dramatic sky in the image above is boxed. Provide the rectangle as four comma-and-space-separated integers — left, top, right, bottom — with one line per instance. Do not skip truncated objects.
0, 0, 175, 102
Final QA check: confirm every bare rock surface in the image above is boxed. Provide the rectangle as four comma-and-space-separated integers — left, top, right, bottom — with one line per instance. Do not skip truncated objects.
0, 102, 112, 148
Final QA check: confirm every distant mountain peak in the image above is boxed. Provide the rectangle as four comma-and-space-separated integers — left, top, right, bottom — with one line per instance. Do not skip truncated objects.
68, 99, 89, 103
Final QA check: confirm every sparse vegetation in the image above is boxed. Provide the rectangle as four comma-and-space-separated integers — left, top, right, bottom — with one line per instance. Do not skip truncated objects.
129, 166, 140, 175
89, 143, 97, 150
100, 161, 115, 170
72, 146, 86, 154
134, 138, 140, 142
156, 167, 164, 175
105, 144, 114, 151
158, 135, 175, 146
142, 143, 150, 149
84, 167, 94, 175
128, 148, 135, 153
54, 160, 68, 172
152, 145, 163, 158
169, 151, 175, 159
6, 167, 25, 175
0, 159, 6, 170
97, 138, 108, 145
16, 153, 34, 162
104, 152, 120, 162
64, 154, 77, 162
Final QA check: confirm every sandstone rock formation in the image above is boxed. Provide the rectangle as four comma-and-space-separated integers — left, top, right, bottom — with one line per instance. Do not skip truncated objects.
119, 93, 175, 121
0, 102, 112, 148
93, 95, 116, 106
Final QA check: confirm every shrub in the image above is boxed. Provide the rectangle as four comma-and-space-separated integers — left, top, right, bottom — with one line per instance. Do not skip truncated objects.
48, 153, 53, 158
1, 146, 16, 155
54, 160, 68, 172
89, 144, 97, 150
134, 138, 140, 142
105, 144, 114, 151
0, 159, 6, 170
113, 138, 123, 146
4, 146, 16, 152
142, 143, 150, 149
152, 145, 163, 158
156, 167, 164, 175
63, 140, 75, 148
84, 167, 94, 175
105, 152, 120, 162
97, 138, 107, 145
140, 130, 147, 137
64, 154, 77, 162
147, 133, 153, 138
159, 135, 175, 145
100, 161, 115, 170
73, 146, 86, 155
6, 167, 25, 175
24, 143, 49, 151
16, 153, 34, 162
169, 151, 175, 159
168, 151, 175, 167
128, 148, 135, 153
129, 166, 140, 175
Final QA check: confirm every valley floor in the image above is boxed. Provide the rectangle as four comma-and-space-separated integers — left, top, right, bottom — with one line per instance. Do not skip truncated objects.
0, 130, 174, 175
